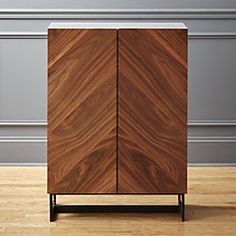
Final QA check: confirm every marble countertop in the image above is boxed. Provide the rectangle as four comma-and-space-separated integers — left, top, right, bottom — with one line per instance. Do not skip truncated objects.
48, 22, 187, 29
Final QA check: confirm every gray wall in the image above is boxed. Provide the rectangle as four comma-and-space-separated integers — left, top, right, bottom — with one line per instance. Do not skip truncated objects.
0, 0, 236, 164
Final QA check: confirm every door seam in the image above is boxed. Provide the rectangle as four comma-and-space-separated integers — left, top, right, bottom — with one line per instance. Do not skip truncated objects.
116, 29, 119, 193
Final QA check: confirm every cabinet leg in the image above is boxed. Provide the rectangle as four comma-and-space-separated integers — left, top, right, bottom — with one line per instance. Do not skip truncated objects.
53, 194, 56, 205
49, 194, 56, 222
49, 194, 184, 222
178, 194, 185, 222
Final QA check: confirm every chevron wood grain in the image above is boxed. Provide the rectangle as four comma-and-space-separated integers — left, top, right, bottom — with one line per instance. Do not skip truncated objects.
48, 29, 117, 193
118, 29, 188, 193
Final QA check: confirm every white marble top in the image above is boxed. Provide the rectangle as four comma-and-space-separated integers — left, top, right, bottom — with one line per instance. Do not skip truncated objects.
48, 22, 187, 29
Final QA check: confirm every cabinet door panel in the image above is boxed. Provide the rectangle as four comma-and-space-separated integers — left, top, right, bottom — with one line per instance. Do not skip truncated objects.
48, 29, 117, 193
118, 29, 187, 193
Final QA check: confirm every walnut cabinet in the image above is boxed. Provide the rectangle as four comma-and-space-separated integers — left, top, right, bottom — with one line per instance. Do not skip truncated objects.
47, 23, 188, 221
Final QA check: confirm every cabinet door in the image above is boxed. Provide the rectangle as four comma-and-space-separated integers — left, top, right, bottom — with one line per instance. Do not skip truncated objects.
48, 29, 117, 193
118, 29, 187, 193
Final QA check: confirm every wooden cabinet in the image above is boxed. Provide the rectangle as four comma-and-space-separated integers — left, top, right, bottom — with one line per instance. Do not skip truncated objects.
48, 23, 187, 195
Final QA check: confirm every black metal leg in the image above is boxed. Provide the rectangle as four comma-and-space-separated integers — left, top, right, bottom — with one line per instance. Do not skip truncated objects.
49, 194, 56, 222
53, 194, 56, 205
178, 194, 181, 217
178, 194, 185, 222
178, 194, 181, 206
181, 194, 185, 222
49, 194, 185, 222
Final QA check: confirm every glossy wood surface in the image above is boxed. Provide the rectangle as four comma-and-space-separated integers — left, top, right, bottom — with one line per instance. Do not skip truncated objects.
1, 167, 236, 235
48, 29, 117, 193
118, 29, 188, 193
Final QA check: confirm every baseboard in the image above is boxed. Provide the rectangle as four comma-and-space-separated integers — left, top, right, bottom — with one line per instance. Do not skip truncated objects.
0, 162, 47, 166
0, 163, 236, 167
188, 163, 236, 167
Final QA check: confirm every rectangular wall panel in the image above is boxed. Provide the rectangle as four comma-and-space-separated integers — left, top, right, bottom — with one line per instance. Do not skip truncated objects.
0, 39, 47, 120
48, 29, 117, 193
189, 39, 236, 120
188, 142, 236, 164
118, 29, 188, 193
0, 142, 47, 163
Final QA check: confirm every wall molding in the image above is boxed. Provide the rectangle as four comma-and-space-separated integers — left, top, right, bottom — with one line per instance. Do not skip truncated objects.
0, 163, 47, 166
1, 120, 236, 126
188, 120, 236, 126
188, 136, 236, 143
0, 136, 47, 143
0, 121, 47, 126
1, 121, 236, 143
189, 32, 236, 39
0, 162, 236, 166
0, 9, 235, 19
1, 163, 236, 166
0, 32, 47, 39
1, 32, 236, 39
188, 163, 236, 166
1, 136, 236, 143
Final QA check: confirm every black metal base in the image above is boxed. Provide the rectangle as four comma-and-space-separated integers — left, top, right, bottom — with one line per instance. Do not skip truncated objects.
49, 194, 185, 222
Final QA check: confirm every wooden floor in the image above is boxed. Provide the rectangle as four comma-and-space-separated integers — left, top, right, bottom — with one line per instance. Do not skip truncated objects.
0, 167, 236, 236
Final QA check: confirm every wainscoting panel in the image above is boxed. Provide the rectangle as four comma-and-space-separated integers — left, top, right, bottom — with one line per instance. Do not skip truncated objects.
0, 3, 235, 164
189, 39, 236, 120
0, 38, 47, 120
188, 142, 236, 164
0, 142, 47, 163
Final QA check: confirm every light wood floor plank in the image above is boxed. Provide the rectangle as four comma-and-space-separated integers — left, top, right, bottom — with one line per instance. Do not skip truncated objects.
0, 167, 235, 235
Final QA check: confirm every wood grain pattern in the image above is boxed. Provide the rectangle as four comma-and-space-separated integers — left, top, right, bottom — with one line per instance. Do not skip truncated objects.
118, 29, 188, 193
48, 29, 117, 193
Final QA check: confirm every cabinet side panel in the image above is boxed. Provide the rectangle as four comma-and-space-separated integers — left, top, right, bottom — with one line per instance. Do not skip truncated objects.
118, 29, 187, 193
48, 29, 117, 193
